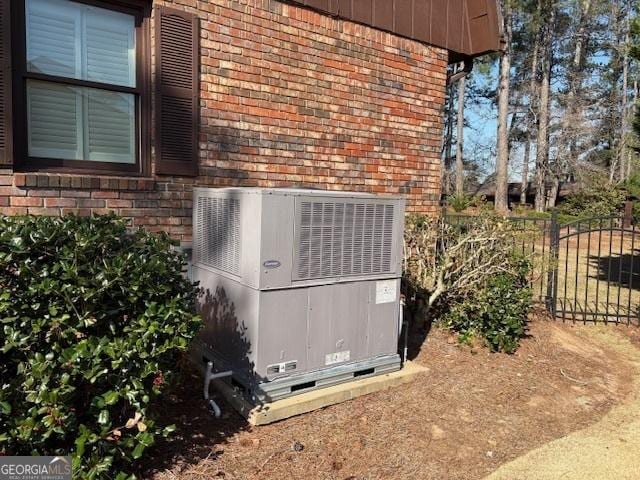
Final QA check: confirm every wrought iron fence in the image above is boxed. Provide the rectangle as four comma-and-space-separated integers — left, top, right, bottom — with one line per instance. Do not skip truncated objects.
443, 209, 640, 325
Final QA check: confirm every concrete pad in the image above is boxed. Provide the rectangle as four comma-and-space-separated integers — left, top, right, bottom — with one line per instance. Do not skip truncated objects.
213, 361, 428, 426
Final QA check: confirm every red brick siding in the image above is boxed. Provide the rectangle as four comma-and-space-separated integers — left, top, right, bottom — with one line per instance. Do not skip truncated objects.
0, 0, 447, 243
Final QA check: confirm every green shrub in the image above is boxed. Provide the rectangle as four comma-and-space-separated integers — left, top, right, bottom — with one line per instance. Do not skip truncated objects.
623, 171, 640, 199
0, 215, 201, 478
518, 209, 551, 220
516, 208, 578, 225
557, 180, 627, 218
446, 193, 489, 213
442, 257, 532, 353
623, 174, 640, 218
447, 193, 474, 212
403, 213, 534, 352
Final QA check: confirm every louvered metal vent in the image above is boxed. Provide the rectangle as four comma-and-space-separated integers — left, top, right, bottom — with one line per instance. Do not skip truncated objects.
295, 201, 395, 280
194, 196, 240, 275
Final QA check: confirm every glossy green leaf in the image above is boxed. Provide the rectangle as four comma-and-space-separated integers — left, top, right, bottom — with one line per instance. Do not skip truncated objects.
0, 214, 201, 477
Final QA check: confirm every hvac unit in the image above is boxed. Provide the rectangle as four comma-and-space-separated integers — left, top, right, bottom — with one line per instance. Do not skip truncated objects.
191, 187, 406, 404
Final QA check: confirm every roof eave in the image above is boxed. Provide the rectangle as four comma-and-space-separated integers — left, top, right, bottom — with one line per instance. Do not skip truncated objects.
278, 1, 503, 63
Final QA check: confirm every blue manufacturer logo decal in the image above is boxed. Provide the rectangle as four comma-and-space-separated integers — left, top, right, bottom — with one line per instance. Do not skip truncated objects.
263, 260, 281, 269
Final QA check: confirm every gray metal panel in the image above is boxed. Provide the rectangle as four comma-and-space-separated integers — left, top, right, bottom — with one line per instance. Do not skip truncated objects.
395, 198, 407, 274
192, 274, 400, 371
307, 282, 370, 369
258, 193, 296, 289
366, 280, 401, 355
203, 187, 389, 199
238, 192, 263, 289
192, 266, 260, 374
194, 187, 405, 291
258, 354, 400, 401
256, 288, 310, 379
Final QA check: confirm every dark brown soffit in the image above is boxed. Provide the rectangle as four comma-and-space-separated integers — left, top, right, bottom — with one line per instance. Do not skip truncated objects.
281, 0, 503, 62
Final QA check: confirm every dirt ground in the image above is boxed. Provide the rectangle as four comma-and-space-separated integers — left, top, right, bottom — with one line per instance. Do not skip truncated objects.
143, 315, 638, 480
487, 324, 640, 480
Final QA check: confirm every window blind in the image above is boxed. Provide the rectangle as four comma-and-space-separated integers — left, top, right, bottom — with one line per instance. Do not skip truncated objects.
25, 0, 136, 163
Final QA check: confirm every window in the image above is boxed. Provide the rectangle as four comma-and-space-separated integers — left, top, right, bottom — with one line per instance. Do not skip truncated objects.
14, 0, 150, 174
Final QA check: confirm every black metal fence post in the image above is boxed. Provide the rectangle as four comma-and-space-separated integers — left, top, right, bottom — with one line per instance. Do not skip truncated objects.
546, 210, 560, 316
623, 201, 633, 229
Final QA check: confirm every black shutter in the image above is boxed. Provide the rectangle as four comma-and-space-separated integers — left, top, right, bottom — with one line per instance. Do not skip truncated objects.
155, 6, 199, 176
0, 0, 12, 167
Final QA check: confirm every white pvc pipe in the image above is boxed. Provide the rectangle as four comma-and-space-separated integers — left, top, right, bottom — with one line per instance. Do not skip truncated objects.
203, 361, 232, 418
208, 399, 222, 418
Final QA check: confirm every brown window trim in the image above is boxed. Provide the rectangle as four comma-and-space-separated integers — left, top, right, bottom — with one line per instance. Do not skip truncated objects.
11, 0, 151, 177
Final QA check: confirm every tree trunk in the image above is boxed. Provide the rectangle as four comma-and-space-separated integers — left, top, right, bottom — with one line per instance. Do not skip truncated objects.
629, 78, 638, 179
546, 175, 560, 209
608, 0, 624, 183
621, 51, 629, 181
543, 0, 591, 207
620, 2, 631, 181
534, 1, 556, 212
522, 19, 541, 206
558, 0, 591, 176
495, 0, 512, 213
521, 140, 530, 205
534, 67, 551, 212
455, 73, 467, 195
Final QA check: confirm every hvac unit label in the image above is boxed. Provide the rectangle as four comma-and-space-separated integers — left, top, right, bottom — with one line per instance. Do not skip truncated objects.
375, 279, 397, 304
325, 350, 350, 366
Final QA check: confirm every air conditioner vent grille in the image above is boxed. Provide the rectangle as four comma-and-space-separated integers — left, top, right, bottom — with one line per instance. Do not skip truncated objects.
295, 200, 395, 280
194, 196, 240, 275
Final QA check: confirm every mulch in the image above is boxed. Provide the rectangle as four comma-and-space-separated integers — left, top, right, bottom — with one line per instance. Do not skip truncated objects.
144, 314, 635, 480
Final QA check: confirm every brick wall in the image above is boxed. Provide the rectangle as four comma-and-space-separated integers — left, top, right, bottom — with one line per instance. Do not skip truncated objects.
0, 0, 447, 243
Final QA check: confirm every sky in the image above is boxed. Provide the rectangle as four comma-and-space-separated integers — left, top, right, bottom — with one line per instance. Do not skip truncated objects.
461, 65, 500, 183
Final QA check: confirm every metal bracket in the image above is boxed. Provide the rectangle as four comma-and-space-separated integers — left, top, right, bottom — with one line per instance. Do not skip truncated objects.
203, 361, 232, 418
